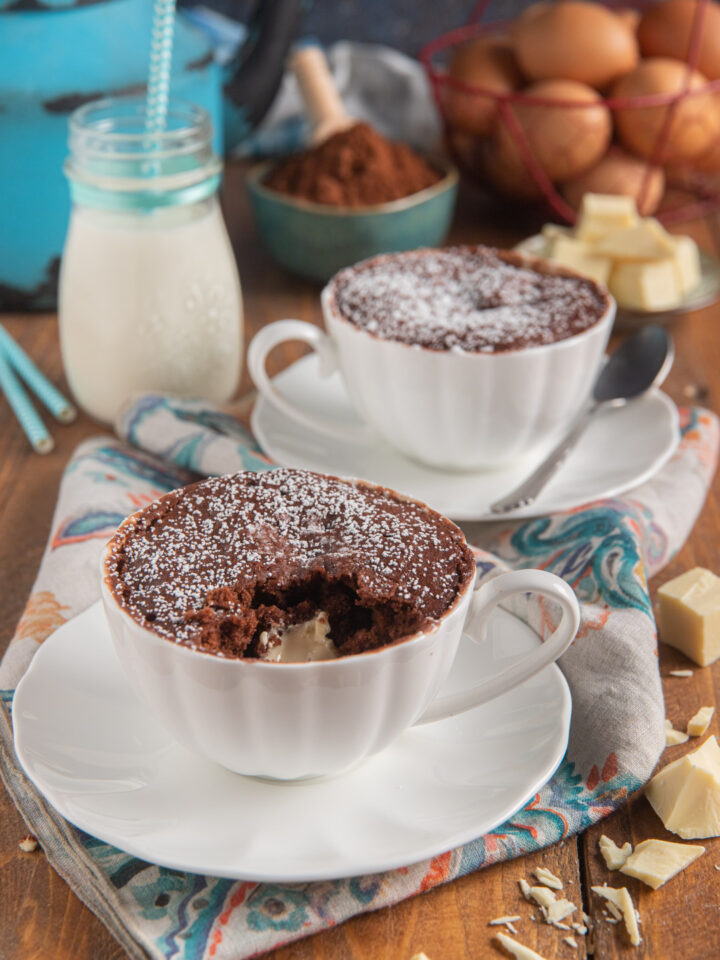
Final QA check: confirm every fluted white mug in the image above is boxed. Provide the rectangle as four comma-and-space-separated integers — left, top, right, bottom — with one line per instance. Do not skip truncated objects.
102, 542, 580, 781
248, 257, 615, 471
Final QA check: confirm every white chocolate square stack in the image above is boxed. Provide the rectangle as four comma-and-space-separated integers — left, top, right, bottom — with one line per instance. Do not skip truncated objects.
535, 193, 701, 310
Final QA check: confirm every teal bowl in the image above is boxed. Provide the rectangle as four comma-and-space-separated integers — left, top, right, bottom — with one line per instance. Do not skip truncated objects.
245, 158, 459, 282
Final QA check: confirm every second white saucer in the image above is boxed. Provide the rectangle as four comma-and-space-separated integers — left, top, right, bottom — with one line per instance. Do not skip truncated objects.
251, 354, 680, 521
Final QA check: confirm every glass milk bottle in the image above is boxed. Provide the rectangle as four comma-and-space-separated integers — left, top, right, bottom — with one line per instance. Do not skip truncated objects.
59, 97, 242, 423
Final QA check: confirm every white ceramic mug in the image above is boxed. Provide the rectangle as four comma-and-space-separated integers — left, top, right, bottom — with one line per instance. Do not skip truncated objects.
102, 553, 580, 781
248, 262, 615, 471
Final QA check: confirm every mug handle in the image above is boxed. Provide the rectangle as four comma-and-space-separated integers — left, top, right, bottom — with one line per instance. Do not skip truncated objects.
415, 570, 580, 725
247, 320, 376, 444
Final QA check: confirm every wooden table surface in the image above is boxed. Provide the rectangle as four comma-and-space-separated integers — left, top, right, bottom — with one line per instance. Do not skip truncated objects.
1, 164, 719, 960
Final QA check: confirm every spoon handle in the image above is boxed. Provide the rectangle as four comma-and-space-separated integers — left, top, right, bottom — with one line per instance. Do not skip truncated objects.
489, 403, 599, 515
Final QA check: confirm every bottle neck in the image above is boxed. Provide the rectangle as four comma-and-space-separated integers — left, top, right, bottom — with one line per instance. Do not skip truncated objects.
67, 165, 222, 212
66, 96, 221, 212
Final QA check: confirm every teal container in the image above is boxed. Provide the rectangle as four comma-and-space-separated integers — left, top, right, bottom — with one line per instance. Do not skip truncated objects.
246, 159, 459, 282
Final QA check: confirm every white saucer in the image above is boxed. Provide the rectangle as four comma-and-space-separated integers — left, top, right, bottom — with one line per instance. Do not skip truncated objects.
13, 601, 571, 883
251, 355, 680, 521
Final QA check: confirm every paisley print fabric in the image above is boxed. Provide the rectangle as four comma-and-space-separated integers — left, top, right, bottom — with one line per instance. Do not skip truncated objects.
1, 396, 717, 960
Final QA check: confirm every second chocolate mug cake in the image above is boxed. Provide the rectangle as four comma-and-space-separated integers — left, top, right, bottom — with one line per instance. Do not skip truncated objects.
102, 469, 581, 779
248, 245, 616, 471
331, 246, 608, 352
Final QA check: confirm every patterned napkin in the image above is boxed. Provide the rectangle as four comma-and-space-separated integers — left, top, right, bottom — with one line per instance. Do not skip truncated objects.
1, 395, 717, 960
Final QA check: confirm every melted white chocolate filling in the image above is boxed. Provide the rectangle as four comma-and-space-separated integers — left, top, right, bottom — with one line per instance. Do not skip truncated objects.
257, 612, 338, 663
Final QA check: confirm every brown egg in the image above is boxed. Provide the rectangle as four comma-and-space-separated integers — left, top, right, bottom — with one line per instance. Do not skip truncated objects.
638, 0, 720, 81
446, 129, 484, 173
490, 80, 612, 185
445, 36, 522, 136
612, 58, 720, 163
513, 2, 639, 89
692, 135, 720, 172
479, 135, 545, 199
562, 146, 666, 214
615, 7, 641, 33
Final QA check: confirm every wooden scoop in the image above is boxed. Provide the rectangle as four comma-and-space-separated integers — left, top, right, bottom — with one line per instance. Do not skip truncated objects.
289, 45, 357, 145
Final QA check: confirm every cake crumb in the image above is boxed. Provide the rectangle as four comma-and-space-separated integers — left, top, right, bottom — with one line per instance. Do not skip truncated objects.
18, 835, 38, 853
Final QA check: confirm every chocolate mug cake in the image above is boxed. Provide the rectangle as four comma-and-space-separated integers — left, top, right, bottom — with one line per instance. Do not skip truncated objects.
248, 245, 615, 471
101, 469, 580, 778
331, 246, 610, 352
106, 468, 476, 661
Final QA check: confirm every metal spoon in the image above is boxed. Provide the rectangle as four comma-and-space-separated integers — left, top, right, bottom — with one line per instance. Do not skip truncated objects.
489, 325, 674, 515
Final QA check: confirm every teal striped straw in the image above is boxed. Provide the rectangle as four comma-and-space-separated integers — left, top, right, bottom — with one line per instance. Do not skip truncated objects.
0, 324, 76, 423
0, 348, 53, 454
145, 0, 177, 134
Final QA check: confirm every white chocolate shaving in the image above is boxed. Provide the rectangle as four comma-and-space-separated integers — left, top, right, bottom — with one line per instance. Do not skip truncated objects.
532, 867, 563, 889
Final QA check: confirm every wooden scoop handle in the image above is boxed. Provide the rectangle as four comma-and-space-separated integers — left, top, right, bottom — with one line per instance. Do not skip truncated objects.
289, 45, 355, 144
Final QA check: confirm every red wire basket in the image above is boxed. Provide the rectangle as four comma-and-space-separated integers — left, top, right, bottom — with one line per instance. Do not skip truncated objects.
420, 0, 720, 225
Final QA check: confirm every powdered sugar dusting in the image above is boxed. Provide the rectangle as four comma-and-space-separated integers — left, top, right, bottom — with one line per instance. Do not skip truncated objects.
107, 469, 474, 655
332, 247, 608, 352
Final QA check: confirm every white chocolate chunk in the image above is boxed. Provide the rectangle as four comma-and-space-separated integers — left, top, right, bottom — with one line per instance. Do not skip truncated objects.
577, 193, 639, 241
528, 885, 556, 911
410, 954, 432, 960
646, 735, 720, 839
547, 899, 577, 925
665, 719, 690, 746
490, 916, 522, 926
541, 223, 572, 241
532, 867, 563, 889
495, 932, 549, 960
687, 706, 714, 737
658, 567, 720, 666
591, 885, 641, 946
592, 218, 675, 261
598, 834, 633, 870
669, 670, 694, 677
609, 258, 682, 311
549, 236, 611, 285
519, 878, 532, 900
606, 901, 623, 922
563, 936, 578, 948
671, 235, 701, 296
526, 884, 576, 927
572, 922, 588, 936
619, 838, 705, 889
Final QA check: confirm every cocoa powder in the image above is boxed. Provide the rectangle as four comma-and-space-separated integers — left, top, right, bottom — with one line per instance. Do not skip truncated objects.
263, 122, 442, 207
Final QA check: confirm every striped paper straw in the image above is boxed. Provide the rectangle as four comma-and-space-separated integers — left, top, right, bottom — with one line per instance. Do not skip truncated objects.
0, 348, 54, 454
145, 0, 177, 134
0, 324, 76, 423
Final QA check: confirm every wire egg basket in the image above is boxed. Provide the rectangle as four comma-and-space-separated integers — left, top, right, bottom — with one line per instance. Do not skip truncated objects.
420, 0, 720, 225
